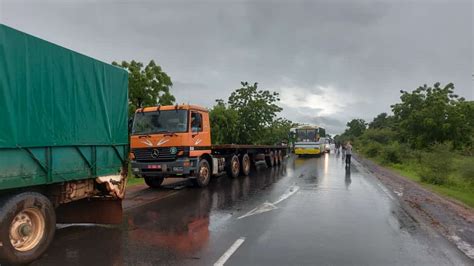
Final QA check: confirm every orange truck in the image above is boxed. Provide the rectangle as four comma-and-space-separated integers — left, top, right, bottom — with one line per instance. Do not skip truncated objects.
130, 105, 288, 187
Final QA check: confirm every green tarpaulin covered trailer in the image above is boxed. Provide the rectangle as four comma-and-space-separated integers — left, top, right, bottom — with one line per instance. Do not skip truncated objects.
0, 24, 129, 190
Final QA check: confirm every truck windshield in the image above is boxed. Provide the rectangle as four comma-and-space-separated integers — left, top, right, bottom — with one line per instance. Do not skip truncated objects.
132, 110, 188, 135
296, 129, 318, 142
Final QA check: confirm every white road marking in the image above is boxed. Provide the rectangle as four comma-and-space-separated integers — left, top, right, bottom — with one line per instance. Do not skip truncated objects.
238, 185, 300, 219
377, 183, 395, 200
450, 234, 474, 259
214, 237, 246, 266
237, 202, 278, 219
273, 185, 300, 205
394, 190, 403, 197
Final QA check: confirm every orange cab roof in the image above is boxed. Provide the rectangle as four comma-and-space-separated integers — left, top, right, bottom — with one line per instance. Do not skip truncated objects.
137, 104, 209, 113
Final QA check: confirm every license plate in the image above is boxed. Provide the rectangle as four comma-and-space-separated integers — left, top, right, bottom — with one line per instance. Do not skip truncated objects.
147, 164, 161, 169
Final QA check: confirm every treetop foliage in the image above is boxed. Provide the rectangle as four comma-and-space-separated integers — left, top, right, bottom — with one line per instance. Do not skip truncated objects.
112, 60, 175, 115
340, 82, 473, 152
210, 82, 293, 145
391, 82, 472, 149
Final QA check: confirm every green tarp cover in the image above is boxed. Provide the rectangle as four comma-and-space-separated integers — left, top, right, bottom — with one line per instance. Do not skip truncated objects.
0, 24, 128, 148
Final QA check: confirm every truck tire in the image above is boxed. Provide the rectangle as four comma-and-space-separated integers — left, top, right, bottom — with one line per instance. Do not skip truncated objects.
192, 159, 211, 187
226, 155, 240, 178
144, 176, 164, 188
0, 192, 56, 265
265, 151, 275, 168
277, 150, 283, 165
240, 154, 251, 176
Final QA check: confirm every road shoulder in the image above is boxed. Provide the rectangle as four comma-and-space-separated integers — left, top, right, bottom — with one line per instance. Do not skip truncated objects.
354, 154, 474, 260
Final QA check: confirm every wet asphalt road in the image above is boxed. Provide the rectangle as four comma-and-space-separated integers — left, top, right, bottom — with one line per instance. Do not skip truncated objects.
34, 153, 472, 266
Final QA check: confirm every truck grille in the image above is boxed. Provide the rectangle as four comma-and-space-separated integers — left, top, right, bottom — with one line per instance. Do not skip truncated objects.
133, 147, 185, 162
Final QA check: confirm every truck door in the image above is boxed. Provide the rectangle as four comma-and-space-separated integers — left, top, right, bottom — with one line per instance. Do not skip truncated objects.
190, 111, 205, 147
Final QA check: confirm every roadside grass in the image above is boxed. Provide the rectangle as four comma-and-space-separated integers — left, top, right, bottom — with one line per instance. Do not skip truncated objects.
127, 175, 144, 187
359, 148, 474, 208
127, 165, 144, 187
389, 162, 474, 208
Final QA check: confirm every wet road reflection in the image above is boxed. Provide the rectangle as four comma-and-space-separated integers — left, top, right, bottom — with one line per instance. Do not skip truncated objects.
34, 154, 471, 266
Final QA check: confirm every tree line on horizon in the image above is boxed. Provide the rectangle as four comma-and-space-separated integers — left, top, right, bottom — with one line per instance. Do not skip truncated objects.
337, 82, 474, 152
336, 82, 474, 190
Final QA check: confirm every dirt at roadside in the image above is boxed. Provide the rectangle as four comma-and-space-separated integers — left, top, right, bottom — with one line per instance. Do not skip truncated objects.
354, 154, 474, 260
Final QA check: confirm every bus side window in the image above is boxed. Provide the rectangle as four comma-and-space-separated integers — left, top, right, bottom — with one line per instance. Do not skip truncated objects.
191, 112, 203, 132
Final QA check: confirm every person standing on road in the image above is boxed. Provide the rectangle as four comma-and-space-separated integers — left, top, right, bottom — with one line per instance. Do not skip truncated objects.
341, 142, 346, 159
345, 141, 352, 167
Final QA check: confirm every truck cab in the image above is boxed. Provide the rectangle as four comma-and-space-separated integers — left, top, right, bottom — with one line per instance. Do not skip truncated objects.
130, 105, 212, 187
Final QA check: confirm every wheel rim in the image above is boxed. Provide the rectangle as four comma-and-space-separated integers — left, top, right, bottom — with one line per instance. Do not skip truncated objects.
199, 164, 210, 183
10, 208, 45, 252
232, 158, 239, 175
243, 156, 250, 173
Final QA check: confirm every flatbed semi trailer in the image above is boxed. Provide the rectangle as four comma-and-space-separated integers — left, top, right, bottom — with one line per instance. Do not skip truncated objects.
0, 24, 129, 264
130, 105, 288, 188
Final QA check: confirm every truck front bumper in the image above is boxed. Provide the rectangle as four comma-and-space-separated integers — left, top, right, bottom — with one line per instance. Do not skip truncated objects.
131, 158, 199, 178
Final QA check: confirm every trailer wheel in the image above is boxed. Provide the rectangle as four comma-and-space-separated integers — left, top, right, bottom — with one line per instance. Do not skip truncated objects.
193, 159, 211, 187
0, 192, 56, 265
226, 155, 240, 178
240, 154, 251, 176
265, 151, 275, 167
277, 150, 283, 165
144, 176, 164, 188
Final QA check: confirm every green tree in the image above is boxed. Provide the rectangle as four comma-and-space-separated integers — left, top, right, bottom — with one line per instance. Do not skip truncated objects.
227, 82, 283, 144
262, 118, 296, 145
112, 60, 175, 115
391, 82, 473, 149
209, 81, 291, 145
344, 119, 367, 138
209, 100, 240, 144
368, 112, 395, 129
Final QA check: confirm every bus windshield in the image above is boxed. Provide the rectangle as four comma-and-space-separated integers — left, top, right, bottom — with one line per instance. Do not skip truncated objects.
132, 110, 188, 135
296, 129, 318, 142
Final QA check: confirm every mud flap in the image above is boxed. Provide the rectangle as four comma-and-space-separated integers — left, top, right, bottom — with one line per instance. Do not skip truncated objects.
56, 198, 123, 224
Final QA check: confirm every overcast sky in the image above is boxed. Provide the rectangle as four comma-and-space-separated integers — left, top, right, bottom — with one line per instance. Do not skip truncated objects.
1, 0, 472, 134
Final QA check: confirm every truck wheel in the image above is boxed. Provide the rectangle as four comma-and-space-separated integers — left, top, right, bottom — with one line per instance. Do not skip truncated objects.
265, 151, 275, 167
193, 159, 211, 187
226, 155, 240, 178
0, 192, 56, 265
277, 150, 283, 165
144, 176, 164, 188
240, 154, 251, 176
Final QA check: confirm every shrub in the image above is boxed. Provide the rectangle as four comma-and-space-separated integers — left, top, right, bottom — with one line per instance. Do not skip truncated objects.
459, 160, 474, 185
362, 128, 397, 144
418, 150, 453, 185
380, 142, 403, 164
363, 142, 383, 158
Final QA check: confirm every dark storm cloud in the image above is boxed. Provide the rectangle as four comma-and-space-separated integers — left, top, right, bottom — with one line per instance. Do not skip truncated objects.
2, 0, 472, 133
